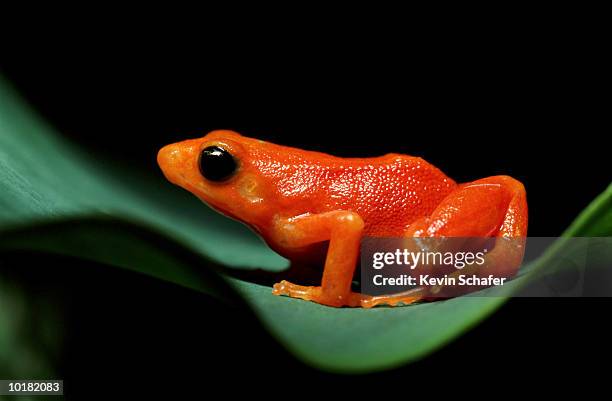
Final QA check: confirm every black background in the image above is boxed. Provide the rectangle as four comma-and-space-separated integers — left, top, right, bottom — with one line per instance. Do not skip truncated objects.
0, 21, 609, 397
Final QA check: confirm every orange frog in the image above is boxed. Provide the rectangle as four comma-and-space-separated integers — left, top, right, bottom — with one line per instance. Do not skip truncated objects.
158, 130, 527, 307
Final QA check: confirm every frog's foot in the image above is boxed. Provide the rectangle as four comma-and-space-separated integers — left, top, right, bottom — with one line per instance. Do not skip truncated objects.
273, 280, 349, 306
358, 288, 426, 308
273, 280, 321, 302
273, 280, 425, 308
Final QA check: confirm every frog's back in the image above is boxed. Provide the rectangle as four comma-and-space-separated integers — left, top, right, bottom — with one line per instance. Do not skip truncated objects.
239, 136, 457, 236
318, 154, 457, 236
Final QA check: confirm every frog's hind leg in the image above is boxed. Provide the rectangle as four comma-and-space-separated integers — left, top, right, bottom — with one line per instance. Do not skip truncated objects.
404, 175, 527, 239
403, 175, 528, 297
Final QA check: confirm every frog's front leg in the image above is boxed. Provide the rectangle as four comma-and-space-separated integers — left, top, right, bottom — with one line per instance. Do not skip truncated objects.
271, 211, 425, 307
271, 211, 362, 307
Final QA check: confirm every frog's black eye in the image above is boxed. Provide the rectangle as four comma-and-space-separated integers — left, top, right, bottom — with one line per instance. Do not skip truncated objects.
198, 146, 238, 182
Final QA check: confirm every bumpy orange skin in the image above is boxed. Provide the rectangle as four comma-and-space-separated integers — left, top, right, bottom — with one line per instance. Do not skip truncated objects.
158, 130, 528, 307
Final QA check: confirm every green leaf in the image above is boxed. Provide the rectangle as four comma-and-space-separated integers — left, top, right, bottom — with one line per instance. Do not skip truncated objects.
1, 75, 611, 373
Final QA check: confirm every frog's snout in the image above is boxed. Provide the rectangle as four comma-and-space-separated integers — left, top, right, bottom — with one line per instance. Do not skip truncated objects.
157, 141, 192, 186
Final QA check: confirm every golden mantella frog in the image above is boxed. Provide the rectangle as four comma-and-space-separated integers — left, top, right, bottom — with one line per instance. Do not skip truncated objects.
158, 130, 527, 307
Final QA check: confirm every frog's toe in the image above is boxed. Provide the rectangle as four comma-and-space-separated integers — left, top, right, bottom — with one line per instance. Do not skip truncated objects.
272, 280, 321, 302
272, 280, 291, 296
